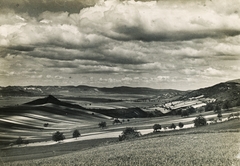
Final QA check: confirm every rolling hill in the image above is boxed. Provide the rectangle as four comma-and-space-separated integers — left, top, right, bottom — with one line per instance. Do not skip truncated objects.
1, 79, 239, 103
23, 95, 151, 118
179, 80, 240, 106
0, 97, 111, 144
0, 79, 240, 147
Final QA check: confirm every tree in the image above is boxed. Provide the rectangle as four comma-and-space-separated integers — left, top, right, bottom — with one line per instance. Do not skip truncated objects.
153, 124, 161, 132
16, 136, 23, 145
181, 110, 189, 117
52, 131, 65, 142
187, 107, 196, 114
15, 137, 29, 145
214, 105, 221, 113
43, 123, 49, 127
198, 107, 204, 113
72, 129, 81, 138
236, 98, 240, 107
205, 103, 214, 112
217, 111, 222, 120
113, 119, 122, 125
223, 100, 231, 111
169, 123, 176, 129
98, 121, 106, 129
119, 127, 141, 141
178, 122, 184, 128
193, 115, 207, 127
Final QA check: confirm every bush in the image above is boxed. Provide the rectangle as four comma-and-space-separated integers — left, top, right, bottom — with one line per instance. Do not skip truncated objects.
217, 112, 222, 120
193, 115, 207, 127
228, 113, 234, 120
214, 105, 221, 113
15, 137, 29, 145
205, 103, 214, 112
153, 124, 161, 132
113, 119, 122, 125
72, 129, 81, 138
198, 107, 204, 113
187, 107, 196, 114
52, 131, 65, 142
169, 123, 176, 129
98, 121, 107, 128
223, 100, 231, 110
43, 123, 49, 127
181, 110, 189, 117
234, 112, 239, 117
119, 127, 141, 141
228, 112, 240, 120
236, 99, 240, 107
178, 122, 184, 128
16, 136, 23, 145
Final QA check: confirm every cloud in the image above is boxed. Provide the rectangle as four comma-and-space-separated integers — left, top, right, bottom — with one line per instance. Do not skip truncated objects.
2, 0, 240, 49
1, 0, 240, 89
202, 67, 224, 77
77, 0, 240, 42
0, 0, 99, 17
182, 67, 224, 77
9, 45, 35, 51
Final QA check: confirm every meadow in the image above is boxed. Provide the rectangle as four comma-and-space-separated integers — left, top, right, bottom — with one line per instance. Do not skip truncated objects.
1, 119, 240, 166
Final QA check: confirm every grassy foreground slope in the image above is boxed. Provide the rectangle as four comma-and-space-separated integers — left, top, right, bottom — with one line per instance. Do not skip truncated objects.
3, 120, 240, 166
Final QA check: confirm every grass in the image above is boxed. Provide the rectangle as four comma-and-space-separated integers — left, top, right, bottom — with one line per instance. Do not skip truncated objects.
2, 119, 240, 166
2, 132, 239, 166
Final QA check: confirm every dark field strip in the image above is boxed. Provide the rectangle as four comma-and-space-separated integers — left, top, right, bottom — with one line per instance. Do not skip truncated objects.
1, 138, 116, 162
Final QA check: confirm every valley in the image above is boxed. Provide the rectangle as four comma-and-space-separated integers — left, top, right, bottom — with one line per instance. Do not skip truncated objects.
0, 79, 240, 165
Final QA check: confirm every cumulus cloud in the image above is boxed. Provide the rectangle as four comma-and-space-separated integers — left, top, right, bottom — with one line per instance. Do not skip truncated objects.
2, 0, 240, 48
1, 0, 240, 89
202, 67, 224, 77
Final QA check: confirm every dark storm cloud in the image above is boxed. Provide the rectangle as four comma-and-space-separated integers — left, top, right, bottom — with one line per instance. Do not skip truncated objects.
27, 45, 149, 65
9, 45, 35, 52
105, 28, 240, 42
0, 0, 98, 16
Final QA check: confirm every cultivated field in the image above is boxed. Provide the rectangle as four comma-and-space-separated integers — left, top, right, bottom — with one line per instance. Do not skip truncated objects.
2, 119, 240, 166
1, 87, 240, 166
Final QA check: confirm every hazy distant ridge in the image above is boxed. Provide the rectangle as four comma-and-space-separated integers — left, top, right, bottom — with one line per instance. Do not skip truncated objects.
1, 79, 240, 104
0, 85, 184, 97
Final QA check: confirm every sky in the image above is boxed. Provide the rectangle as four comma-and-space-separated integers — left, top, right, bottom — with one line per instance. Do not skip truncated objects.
0, 0, 240, 90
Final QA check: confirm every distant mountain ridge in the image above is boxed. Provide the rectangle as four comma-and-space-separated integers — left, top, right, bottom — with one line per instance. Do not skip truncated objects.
0, 85, 184, 98
1, 79, 240, 105
2, 78, 240, 119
